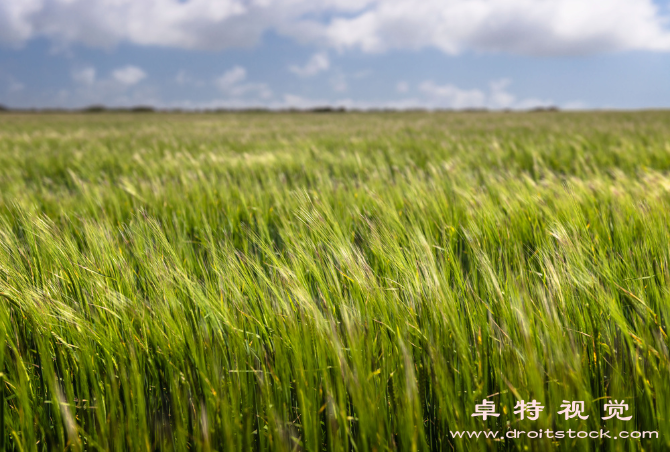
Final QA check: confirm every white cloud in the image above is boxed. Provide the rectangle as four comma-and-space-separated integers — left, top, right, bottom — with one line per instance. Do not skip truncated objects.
72, 67, 96, 85
63, 77, 158, 108
0, 0, 250, 49
488, 79, 515, 109
419, 81, 486, 109
0, 0, 366, 50
112, 66, 146, 85
289, 52, 330, 77
238, 78, 548, 110
419, 78, 552, 109
1, 0, 669, 56
216, 66, 272, 99
312, 0, 670, 55
562, 100, 589, 110
280, 94, 329, 109
0, 0, 42, 45
216, 66, 247, 89
396, 81, 409, 93
53, 65, 154, 107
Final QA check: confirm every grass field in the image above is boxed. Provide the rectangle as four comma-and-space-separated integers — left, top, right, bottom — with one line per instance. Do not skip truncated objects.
1, 111, 669, 451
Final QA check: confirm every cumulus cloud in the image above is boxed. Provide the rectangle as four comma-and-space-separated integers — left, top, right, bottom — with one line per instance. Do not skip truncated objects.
61, 67, 157, 107
216, 66, 247, 89
198, 77, 549, 110
215, 66, 272, 99
0, 0, 43, 45
271, 80, 552, 109
112, 66, 147, 85
72, 67, 96, 85
280, 94, 330, 109
419, 81, 486, 109
0, 0, 249, 49
310, 0, 670, 55
562, 100, 589, 110
488, 79, 515, 109
0, 0, 367, 50
419, 78, 552, 109
289, 52, 330, 77
1, 0, 669, 56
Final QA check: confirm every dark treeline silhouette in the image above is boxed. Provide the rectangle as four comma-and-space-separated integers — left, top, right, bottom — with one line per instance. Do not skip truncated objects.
0, 104, 569, 114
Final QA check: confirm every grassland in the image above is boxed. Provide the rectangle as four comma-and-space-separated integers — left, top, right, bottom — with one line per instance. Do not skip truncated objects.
0, 111, 669, 451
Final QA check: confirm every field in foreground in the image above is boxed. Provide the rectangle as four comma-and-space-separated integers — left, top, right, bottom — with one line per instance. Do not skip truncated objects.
0, 111, 669, 451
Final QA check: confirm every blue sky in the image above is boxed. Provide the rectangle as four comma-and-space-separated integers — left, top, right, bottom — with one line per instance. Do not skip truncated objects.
1, 0, 670, 110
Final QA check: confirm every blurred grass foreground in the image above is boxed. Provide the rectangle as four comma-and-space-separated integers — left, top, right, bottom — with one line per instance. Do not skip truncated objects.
0, 111, 669, 451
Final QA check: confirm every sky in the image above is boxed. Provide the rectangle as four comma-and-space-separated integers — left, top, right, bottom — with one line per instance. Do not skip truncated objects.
1, 0, 670, 110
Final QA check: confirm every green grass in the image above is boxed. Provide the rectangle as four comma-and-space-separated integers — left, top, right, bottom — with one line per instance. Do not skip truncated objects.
0, 111, 669, 451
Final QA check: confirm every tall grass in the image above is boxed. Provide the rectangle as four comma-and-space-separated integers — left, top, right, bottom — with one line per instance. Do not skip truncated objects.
0, 111, 669, 451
